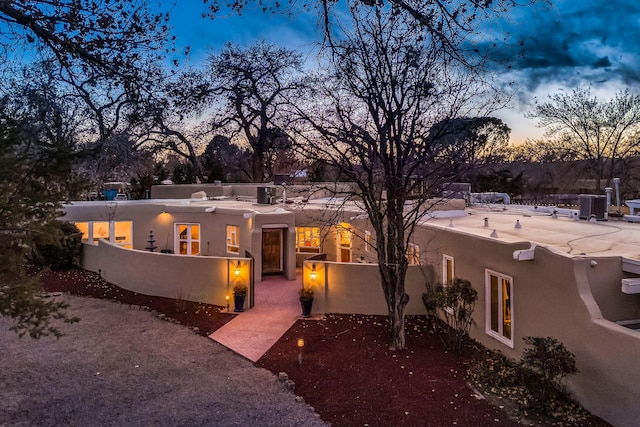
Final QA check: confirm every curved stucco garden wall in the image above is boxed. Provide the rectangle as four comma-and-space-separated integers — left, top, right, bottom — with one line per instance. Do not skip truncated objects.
80, 240, 251, 307
302, 262, 428, 316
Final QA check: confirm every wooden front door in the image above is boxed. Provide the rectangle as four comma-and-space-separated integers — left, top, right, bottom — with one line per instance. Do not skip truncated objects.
262, 229, 283, 274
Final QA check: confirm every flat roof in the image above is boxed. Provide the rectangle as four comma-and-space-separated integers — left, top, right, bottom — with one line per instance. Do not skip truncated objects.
64, 198, 294, 214
423, 205, 640, 262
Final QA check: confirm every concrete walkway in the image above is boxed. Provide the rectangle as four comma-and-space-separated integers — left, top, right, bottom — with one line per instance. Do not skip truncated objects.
209, 273, 305, 362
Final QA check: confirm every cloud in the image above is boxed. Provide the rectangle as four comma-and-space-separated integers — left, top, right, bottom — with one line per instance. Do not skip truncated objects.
493, 0, 640, 93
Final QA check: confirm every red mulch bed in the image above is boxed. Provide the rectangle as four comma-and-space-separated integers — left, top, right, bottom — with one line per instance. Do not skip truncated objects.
36, 267, 609, 426
256, 314, 518, 427
39, 267, 234, 336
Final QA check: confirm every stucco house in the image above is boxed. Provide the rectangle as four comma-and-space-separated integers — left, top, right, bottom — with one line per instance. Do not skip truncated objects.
61, 182, 640, 427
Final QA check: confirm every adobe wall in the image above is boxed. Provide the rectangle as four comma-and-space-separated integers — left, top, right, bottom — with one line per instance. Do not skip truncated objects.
63, 201, 297, 281
410, 227, 640, 427
80, 241, 251, 307
302, 262, 428, 315
149, 182, 358, 201
63, 202, 257, 257
583, 256, 640, 321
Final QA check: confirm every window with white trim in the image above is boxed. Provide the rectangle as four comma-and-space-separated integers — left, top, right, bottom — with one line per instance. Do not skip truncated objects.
227, 225, 240, 254
485, 269, 513, 347
443, 255, 454, 285
176, 223, 200, 255
73, 221, 132, 248
296, 227, 320, 253
407, 243, 420, 265
364, 230, 372, 252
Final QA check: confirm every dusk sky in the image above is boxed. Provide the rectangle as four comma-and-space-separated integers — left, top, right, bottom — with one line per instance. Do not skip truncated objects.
166, 0, 640, 144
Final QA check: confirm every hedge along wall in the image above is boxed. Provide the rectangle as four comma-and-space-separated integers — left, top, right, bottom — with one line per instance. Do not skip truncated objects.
80, 240, 251, 307
302, 261, 429, 315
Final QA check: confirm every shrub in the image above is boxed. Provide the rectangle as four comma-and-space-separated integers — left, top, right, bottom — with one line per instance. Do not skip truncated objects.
33, 221, 82, 270
299, 287, 314, 299
469, 337, 583, 421
521, 336, 578, 410
422, 278, 478, 352
233, 284, 248, 296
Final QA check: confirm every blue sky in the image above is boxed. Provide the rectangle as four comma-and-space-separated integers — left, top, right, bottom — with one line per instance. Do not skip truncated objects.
167, 0, 640, 144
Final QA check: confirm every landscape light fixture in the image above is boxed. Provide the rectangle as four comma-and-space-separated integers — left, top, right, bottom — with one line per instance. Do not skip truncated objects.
297, 338, 305, 366
226, 295, 230, 312
310, 263, 317, 281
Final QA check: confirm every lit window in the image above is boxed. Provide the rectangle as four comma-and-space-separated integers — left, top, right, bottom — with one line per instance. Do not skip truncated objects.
338, 227, 351, 246
364, 230, 372, 252
407, 243, 420, 265
72, 221, 132, 248
113, 221, 133, 248
227, 225, 240, 254
176, 223, 200, 255
485, 270, 513, 348
75, 222, 89, 243
296, 227, 320, 253
337, 224, 352, 263
443, 255, 454, 285
93, 221, 110, 243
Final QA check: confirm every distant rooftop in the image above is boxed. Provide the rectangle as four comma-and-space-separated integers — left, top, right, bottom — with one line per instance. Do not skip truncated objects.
423, 204, 640, 263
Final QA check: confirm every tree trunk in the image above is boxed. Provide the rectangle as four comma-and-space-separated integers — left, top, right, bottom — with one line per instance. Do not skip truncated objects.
389, 288, 409, 350
381, 191, 410, 350
251, 148, 265, 183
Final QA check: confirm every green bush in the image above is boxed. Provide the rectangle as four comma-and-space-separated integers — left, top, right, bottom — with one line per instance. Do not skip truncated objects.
521, 336, 578, 410
422, 278, 478, 352
33, 221, 82, 270
469, 337, 582, 420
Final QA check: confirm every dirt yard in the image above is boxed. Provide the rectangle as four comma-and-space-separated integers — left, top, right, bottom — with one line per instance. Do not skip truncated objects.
0, 295, 327, 426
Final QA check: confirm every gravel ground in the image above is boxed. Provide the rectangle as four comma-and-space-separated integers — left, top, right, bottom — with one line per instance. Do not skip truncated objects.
0, 295, 327, 427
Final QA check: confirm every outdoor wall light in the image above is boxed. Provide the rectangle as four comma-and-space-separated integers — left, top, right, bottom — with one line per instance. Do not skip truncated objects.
297, 338, 305, 366
234, 261, 241, 277
310, 263, 317, 281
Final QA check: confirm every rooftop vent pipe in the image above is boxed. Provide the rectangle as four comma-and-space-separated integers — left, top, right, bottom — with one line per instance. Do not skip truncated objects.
614, 177, 621, 213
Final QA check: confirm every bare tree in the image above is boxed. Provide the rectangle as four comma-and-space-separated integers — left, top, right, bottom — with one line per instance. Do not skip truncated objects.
0, 0, 174, 337
527, 88, 640, 190
290, 5, 509, 350
0, 1, 171, 81
169, 41, 304, 182
204, 0, 546, 52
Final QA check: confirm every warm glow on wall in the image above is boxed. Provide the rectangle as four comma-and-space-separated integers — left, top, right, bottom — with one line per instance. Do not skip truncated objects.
234, 261, 241, 277
309, 263, 317, 281
157, 210, 173, 224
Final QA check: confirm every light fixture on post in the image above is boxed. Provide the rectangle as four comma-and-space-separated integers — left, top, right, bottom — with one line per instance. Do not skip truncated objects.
309, 263, 317, 281
226, 295, 230, 312
234, 261, 241, 277
297, 338, 305, 366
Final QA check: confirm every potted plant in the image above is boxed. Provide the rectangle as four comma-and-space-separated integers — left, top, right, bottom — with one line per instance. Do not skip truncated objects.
299, 287, 314, 318
233, 284, 248, 312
